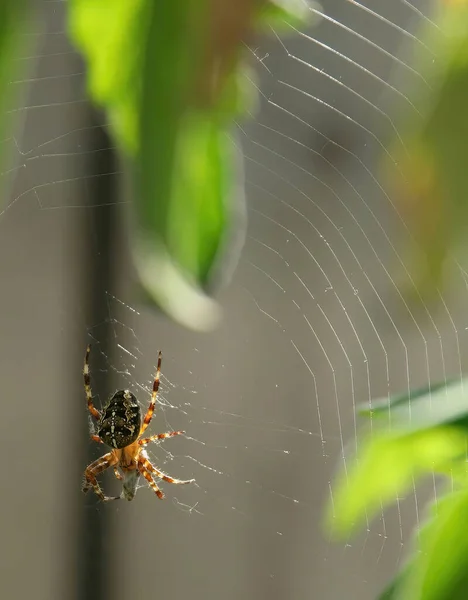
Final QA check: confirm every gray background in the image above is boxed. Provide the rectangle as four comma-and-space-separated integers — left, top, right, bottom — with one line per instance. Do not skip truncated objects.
1, 1, 463, 600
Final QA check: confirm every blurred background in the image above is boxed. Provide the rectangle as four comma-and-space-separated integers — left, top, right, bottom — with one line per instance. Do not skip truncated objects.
1, 1, 463, 599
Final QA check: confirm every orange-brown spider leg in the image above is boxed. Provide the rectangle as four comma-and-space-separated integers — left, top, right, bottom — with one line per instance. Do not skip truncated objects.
84, 344, 101, 421
91, 434, 103, 444
137, 462, 165, 499
138, 430, 185, 445
113, 467, 123, 481
139, 455, 195, 486
140, 351, 162, 435
82, 452, 119, 502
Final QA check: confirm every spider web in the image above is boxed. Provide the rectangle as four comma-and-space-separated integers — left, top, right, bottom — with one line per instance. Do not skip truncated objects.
1, 1, 465, 600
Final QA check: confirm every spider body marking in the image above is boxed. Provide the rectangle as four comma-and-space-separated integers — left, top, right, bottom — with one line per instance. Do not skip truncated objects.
82, 344, 195, 502
97, 389, 140, 449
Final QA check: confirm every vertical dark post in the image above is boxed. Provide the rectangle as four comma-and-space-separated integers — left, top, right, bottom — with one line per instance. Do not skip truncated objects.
76, 112, 118, 600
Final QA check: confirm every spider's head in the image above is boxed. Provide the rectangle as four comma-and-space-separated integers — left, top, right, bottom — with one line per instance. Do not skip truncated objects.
98, 389, 141, 449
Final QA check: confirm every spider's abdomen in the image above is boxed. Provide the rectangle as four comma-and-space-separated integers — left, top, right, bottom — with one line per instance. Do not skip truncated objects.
98, 390, 141, 449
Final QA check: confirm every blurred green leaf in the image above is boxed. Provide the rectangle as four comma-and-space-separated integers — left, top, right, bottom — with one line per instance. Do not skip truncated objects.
396, 489, 468, 600
0, 1, 28, 185
69, 0, 316, 328
135, 0, 230, 329
327, 425, 467, 538
360, 377, 468, 433
68, 0, 146, 152
389, 2, 468, 297
217, 65, 258, 118
256, 0, 316, 30
377, 493, 447, 599
362, 380, 453, 417
377, 489, 468, 599
69, 0, 230, 329
379, 568, 410, 600
380, 581, 400, 600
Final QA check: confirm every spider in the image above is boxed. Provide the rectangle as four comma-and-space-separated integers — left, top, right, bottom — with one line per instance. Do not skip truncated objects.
82, 344, 195, 502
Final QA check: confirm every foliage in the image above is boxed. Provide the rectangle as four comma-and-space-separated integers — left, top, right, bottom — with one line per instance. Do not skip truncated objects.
67, 0, 316, 330
327, 375, 468, 599
0, 1, 28, 173
388, 1, 468, 299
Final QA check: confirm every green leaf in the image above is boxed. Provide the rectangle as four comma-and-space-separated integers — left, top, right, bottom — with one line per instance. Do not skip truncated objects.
0, 2, 26, 112
397, 489, 468, 600
363, 380, 455, 417
256, 0, 316, 31
377, 491, 468, 599
379, 568, 410, 600
68, 0, 147, 152
327, 425, 467, 538
386, 3, 468, 297
217, 65, 258, 118
69, 0, 243, 330
376, 492, 448, 599
133, 0, 245, 330
69, 0, 320, 329
360, 378, 468, 434
0, 1, 28, 191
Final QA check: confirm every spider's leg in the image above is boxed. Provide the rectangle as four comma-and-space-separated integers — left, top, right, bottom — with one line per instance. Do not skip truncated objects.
140, 351, 162, 435
138, 430, 185, 445
137, 460, 165, 499
82, 451, 119, 502
140, 454, 195, 486
84, 344, 101, 421
91, 434, 103, 444
113, 467, 123, 481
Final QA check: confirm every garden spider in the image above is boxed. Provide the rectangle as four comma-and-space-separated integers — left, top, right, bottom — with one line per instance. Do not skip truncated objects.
82, 345, 195, 502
